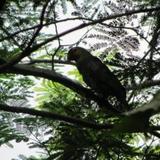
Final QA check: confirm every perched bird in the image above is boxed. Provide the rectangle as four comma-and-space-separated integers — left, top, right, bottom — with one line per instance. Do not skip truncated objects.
68, 47, 128, 109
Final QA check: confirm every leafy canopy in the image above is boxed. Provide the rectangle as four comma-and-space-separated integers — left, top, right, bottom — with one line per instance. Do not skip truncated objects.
0, 0, 160, 159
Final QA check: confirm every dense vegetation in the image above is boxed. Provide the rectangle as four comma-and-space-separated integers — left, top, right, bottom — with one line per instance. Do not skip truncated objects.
0, 0, 160, 159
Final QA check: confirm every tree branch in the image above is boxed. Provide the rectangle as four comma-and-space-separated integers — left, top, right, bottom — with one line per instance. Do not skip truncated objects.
0, 7, 160, 70
0, 17, 89, 42
111, 92, 160, 133
28, 59, 75, 65
24, 0, 49, 49
1, 64, 120, 114
1, 62, 160, 112
1, 91, 160, 133
0, 103, 112, 130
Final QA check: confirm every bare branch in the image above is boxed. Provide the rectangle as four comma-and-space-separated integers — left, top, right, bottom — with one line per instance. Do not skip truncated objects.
0, 17, 89, 42
28, 59, 75, 65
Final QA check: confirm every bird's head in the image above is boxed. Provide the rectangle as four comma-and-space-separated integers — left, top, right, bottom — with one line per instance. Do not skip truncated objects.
67, 47, 91, 62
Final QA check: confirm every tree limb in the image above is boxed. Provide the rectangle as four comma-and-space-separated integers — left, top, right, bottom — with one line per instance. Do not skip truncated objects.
0, 103, 112, 130
111, 92, 160, 133
1, 91, 160, 133
1, 63, 120, 114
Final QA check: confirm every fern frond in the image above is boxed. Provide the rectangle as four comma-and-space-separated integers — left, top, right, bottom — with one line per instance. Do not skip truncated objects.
87, 34, 110, 40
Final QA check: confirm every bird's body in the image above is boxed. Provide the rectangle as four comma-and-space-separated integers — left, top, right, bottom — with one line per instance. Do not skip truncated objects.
68, 47, 127, 108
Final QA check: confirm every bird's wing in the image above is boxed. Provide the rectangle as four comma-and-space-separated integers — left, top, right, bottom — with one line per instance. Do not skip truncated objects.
77, 56, 126, 98
88, 57, 122, 86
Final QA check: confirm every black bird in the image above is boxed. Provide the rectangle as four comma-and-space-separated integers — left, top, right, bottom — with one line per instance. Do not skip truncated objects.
68, 47, 128, 109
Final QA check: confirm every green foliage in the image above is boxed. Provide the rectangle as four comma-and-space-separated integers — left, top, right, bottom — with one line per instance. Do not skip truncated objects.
34, 80, 76, 107
0, 0, 160, 159
86, 25, 140, 53
0, 74, 33, 149
0, 117, 29, 146
0, 74, 33, 103
34, 80, 92, 118
29, 79, 142, 159
68, 68, 83, 82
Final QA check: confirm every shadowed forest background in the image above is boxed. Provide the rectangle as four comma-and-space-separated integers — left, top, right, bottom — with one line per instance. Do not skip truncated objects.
0, 0, 160, 159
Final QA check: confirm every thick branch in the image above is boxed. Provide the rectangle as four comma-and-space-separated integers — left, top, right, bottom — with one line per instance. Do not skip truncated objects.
1, 92, 160, 133
111, 92, 160, 133
0, 75, 160, 133
0, 103, 112, 130
27, 60, 160, 90
1, 64, 120, 113
1, 63, 160, 111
